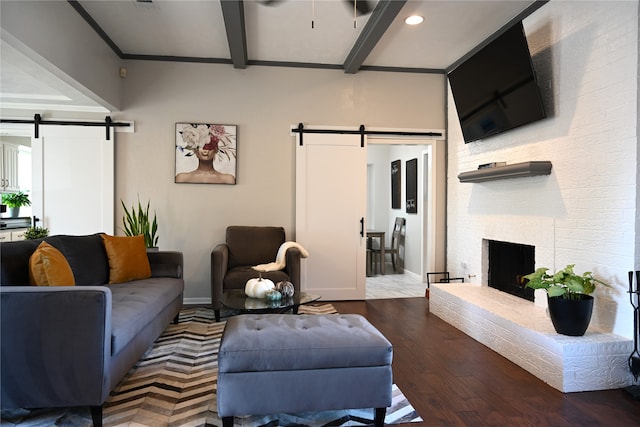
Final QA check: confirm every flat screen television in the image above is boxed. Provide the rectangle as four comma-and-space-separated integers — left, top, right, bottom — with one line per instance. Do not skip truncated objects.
448, 21, 546, 143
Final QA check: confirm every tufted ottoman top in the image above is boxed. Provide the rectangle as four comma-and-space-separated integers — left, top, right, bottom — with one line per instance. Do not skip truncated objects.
218, 314, 393, 373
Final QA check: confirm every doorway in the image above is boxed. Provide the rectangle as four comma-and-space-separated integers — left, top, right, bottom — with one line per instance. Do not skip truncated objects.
294, 126, 445, 301
366, 138, 444, 298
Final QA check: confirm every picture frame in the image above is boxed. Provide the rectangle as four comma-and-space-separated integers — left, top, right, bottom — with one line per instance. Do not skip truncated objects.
175, 123, 237, 184
406, 158, 417, 214
391, 160, 401, 209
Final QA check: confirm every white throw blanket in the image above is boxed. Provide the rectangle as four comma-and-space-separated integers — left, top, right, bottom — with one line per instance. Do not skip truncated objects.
252, 241, 309, 272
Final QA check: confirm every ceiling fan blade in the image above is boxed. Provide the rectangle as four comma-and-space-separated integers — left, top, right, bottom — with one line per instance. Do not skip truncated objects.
344, 0, 373, 16
259, 0, 373, 17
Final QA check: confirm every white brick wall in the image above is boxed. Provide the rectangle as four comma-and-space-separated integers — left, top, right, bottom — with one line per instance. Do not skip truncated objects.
447, 1, 638, 338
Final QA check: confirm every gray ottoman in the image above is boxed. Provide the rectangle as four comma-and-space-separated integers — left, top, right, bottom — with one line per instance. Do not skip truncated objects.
217, 314, 393, 427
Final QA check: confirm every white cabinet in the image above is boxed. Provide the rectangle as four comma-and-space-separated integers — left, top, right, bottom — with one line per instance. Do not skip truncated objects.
1, 143, 21, 193
11, 229, 27, 240
0, 228, 27, 242
0, 231, 11, 242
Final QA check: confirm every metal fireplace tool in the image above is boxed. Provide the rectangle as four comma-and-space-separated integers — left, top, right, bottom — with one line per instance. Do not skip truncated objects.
626, 270, 640, 399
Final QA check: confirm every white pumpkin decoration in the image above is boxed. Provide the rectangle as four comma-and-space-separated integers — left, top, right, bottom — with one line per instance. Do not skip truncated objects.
245, 277, 275, 299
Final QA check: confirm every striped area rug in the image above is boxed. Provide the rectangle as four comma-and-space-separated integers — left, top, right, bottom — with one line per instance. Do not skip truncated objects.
1, 304, 422, 426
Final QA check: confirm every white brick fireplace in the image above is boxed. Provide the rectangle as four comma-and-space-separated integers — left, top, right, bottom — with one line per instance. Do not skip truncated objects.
440, 2, 639, 392
429, 283, 633, 392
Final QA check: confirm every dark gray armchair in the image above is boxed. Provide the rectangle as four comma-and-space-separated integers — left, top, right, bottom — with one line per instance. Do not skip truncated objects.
211, 226, 302, 322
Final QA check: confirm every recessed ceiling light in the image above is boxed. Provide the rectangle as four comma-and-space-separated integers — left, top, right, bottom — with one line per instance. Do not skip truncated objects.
405, 15, 424, 25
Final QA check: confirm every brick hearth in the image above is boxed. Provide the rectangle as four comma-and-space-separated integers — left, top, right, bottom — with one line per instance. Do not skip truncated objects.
429, 283, 633, 392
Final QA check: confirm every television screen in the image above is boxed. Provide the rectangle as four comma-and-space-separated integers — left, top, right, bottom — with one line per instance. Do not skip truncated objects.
448, 21, 546, 143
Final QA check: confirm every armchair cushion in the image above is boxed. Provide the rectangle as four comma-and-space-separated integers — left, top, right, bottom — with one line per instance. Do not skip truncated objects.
226, 226, 285, 268
224, 266, 290, 290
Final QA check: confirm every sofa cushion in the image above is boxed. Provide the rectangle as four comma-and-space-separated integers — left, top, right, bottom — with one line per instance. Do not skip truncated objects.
45, 234, 110, 285
101, 234, 151, 284
0, 239, 43, 285
29, 242, 76, 286
109, 277, 184, 356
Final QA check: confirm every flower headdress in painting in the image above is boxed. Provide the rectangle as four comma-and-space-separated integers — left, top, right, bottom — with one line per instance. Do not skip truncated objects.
177, 124, 236, 161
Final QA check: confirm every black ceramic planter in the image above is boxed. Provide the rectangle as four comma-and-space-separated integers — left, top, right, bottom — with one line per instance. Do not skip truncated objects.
547, 294, 594, 336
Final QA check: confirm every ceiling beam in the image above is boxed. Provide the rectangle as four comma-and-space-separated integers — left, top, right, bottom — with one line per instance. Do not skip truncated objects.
343, 0, 407, 74
220, 0, 248, 69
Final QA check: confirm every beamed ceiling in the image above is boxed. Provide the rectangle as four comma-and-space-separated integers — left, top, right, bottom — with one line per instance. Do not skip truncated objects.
0, 0, 545, 112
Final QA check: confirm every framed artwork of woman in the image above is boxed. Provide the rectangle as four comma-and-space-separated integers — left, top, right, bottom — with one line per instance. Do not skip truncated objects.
175, 123, 237, 184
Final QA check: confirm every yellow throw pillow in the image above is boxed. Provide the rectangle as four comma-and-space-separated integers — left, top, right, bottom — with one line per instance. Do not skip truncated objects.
101, 234, 151, 284
29, 241, 76, 286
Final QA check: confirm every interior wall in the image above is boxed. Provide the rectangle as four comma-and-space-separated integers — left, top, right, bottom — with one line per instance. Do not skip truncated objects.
0, 1, 122, 111
117, 61, 445, 301
446, 0, 638, 338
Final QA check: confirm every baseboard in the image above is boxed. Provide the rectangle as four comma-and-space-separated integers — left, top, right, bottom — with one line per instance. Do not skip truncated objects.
184, 297, 212, 306
185, 270, 424, 306
401, 269, 422, 282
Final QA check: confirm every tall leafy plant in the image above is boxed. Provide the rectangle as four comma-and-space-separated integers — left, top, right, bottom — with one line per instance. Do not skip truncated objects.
121, 198, 158, 248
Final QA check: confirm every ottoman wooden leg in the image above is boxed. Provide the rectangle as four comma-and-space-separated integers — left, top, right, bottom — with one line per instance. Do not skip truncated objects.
374, 407, 386, 427
222, 416, 234, 427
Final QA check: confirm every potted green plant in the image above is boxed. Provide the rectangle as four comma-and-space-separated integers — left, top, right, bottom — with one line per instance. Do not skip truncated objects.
121, 197, 158, 249
24, 226, 49, 240
523, 264, 608, 336
1, 191, 31, 217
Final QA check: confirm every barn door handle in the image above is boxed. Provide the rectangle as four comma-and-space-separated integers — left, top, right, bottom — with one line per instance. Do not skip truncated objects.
360, 217, 364, 237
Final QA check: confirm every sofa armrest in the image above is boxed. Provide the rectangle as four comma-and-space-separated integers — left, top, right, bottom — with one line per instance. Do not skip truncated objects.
147, 251, 183, 278
211, 244, 229, 310
284, 247, 302, 294
0, 286, 112, 409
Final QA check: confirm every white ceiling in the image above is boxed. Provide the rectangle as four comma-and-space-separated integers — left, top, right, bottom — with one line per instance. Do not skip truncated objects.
0, 0, 539, 113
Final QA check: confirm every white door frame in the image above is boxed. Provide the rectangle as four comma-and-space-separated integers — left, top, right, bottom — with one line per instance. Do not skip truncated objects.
422, 146, 436, 279
368, 134, 444, 281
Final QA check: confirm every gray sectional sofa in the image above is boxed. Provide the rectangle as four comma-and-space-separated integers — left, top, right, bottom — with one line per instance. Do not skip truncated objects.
0, 233, 184, 427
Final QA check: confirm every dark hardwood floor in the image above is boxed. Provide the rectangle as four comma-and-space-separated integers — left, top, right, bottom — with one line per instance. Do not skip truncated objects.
330, 297, 640, 427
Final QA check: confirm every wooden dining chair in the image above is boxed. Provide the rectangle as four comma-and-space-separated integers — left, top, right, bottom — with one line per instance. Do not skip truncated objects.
387, 217, 406, 271
371, 217, 405, 273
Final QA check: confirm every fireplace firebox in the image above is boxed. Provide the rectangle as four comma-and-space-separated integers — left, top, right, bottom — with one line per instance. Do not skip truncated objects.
487, 240, 535, 301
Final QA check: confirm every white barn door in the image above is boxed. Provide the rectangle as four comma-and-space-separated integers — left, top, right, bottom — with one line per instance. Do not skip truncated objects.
32, 125, 114, 235
295, 131, 367, 300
